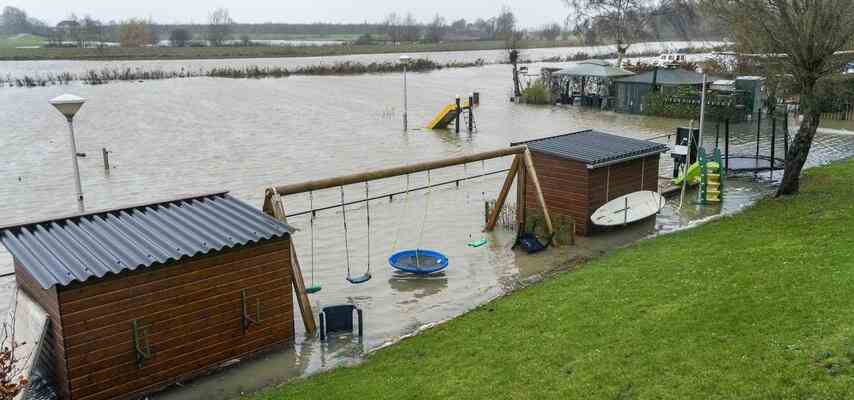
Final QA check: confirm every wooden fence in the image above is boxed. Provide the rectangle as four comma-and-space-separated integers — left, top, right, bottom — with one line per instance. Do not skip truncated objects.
822, 102, 853, 121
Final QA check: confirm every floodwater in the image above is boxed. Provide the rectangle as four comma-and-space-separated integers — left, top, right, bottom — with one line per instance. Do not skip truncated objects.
1, 49, 853, 400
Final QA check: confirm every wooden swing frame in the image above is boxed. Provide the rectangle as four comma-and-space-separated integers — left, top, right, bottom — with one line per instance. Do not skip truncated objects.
262, 145, 553, 335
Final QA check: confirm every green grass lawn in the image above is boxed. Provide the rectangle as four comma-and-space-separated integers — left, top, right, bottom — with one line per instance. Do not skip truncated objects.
252, 159, 854, 400
0, 34, 45, 49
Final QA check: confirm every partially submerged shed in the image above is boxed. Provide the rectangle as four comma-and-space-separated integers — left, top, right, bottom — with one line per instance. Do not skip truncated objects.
0, 192, 295, 400
513, 130, 668, 236
614, 69, 717, 114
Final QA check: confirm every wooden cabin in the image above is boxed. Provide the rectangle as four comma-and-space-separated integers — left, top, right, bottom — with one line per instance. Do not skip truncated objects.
0, 192, 296, 400
514, 130, 668, 236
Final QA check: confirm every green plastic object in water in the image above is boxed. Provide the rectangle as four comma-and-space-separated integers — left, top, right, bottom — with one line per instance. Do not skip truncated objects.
306, 283, 322, 294
672, 162, 702, 186
467, 237, 488, 248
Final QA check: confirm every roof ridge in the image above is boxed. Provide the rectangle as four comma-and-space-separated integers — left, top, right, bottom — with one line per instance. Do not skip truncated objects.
0, 191, 230, 231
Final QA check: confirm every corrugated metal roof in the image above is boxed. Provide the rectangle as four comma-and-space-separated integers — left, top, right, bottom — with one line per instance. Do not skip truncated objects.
554, 61, 635, 78
0, 192, 293, 289
615, 69, 721, 85
514, 130, 669, 168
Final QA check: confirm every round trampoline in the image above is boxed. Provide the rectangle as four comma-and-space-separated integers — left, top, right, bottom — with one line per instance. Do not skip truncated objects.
723, 155, 786, 173
389, 249, 449, 275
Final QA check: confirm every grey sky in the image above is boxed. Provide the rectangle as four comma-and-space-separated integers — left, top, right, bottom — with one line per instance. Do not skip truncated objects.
12, 0, 569, 28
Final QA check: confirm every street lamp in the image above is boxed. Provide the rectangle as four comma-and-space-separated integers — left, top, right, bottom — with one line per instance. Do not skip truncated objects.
49, 94, 87, 213
399, 55, 412, 131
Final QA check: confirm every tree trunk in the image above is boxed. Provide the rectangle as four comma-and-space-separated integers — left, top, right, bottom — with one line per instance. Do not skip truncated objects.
776, 97, 821, 196
616, 43, 630, 68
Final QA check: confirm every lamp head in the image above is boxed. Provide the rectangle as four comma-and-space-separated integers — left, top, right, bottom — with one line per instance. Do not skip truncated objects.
50, 94, 86, 120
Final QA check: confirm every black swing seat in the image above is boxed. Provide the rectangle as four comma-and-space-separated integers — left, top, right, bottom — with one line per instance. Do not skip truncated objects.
513, 220, 554, 254
347, 273, 372, 284
319, 304, 364, 341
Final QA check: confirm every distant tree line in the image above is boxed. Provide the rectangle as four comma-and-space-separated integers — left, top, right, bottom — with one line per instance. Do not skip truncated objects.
3, 3, 721, 50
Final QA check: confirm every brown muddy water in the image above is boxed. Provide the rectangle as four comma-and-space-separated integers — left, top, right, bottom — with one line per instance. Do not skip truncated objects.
1, 56, 853, 400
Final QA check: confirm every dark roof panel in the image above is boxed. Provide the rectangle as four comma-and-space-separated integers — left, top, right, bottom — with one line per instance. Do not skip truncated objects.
615, 69, 721, 85
514, 130, 668, 168
0, 192, 293, 289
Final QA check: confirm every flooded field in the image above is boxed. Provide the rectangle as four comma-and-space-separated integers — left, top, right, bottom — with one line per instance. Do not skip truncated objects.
0, 40, 723, 80
1, 50, 852, 399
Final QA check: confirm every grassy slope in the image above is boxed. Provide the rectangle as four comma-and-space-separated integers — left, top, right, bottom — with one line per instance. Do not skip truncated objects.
253, 159, 854, 400
0, 39, 580, 61
0, 34, 45, 49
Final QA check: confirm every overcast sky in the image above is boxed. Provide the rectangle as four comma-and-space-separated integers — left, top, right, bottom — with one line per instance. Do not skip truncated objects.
12, 0, 570, 28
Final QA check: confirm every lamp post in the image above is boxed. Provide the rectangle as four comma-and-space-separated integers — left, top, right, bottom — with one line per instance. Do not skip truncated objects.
49, 94, 87, 213
400, 55, 411, 131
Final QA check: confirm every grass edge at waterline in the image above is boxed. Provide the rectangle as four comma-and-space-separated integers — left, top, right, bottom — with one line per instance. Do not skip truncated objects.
250, 158, 854, 399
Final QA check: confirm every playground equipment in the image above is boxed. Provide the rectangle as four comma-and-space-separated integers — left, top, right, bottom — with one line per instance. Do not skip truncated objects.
427, 94, 478, 131
698, 148, 724, 204
263, 146, 555, 331
464, 161, 488, 248
319, 304, 364, 341
340, 185, 373, 284
386, 170, 450, 275
306, 192, 321, 293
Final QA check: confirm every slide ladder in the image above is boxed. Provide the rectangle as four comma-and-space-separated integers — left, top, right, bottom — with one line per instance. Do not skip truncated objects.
698, 148, 724, 204
427, 100, 471, 129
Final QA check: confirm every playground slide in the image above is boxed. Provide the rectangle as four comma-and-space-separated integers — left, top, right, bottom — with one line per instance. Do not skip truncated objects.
672, 162, 701, 186
427, 100, 472, 129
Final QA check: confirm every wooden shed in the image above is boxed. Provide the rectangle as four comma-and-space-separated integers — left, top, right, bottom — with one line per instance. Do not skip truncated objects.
0, 192, 296, 400
513, 130, 668, 236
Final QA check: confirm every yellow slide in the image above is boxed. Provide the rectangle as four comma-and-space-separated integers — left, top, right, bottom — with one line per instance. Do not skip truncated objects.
427, 101, 471, 129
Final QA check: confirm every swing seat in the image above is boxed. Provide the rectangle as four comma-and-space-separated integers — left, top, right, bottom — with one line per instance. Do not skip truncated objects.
389, 249, 449, 275
347, 273, 372, 284
306, 283, 322, 294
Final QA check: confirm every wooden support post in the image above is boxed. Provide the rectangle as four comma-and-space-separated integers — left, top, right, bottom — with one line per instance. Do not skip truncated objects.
523, 149, 554, 235
468, 95, 474, 132
515, 156, 527, 234
485, 155, 521, 232
263, 189, 317, 335
102, 147, 110, 171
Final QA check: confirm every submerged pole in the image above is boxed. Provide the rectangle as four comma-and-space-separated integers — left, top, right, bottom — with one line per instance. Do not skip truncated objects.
755, 107, 762, 160
102, 147, 110, 172
455, 95, 461, 134
468, 95, 474, 132
724, 119, 730, 172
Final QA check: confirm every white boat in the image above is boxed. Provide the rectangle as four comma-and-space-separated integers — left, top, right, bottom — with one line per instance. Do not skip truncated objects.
591, 190, 665, 227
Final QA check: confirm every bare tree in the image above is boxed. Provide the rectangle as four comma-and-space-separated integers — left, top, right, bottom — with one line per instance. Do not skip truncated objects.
540, 23, 562, 41
381, 13, 402, 43
495, 6, 516, 41
118, 19, 153, 48
401, 13, 420, 42
1, 6, 29, 35
207, 8, 234, 46
563, 0, 655, 66
702, 0, 854, 196
425, 14, 447, 43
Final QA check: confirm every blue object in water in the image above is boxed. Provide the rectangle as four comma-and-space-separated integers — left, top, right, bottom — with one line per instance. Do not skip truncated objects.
388, 249, 449, 275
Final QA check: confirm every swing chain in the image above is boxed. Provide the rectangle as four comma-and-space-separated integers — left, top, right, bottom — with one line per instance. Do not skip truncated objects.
364, 181, 371, 274
340, 187, 352, 280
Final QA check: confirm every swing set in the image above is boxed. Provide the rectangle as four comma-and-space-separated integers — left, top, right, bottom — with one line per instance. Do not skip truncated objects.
262, 145, 553, 334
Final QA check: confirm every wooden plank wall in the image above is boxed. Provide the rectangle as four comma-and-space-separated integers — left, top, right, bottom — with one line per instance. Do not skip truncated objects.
15, 261, 70, 399
55, 238, 294, 400
588, 154, 661, 234
524, 152, 590, 235
525, 153, 661, 236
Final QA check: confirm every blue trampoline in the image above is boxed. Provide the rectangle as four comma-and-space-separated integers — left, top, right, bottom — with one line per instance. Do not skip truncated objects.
389, 249, 449, 275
